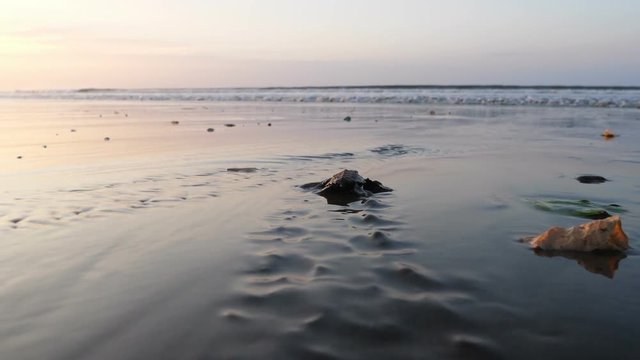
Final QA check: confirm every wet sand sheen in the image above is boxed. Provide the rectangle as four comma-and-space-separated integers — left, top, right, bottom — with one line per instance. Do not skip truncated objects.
1, 100, 640, 359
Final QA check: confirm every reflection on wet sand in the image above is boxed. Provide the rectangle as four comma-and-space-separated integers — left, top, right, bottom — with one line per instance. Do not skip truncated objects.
533, 249, 627, 279
2, 101, 640, 359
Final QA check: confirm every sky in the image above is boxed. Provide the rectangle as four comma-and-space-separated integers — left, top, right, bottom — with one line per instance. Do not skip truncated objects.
1, 0, 639, 89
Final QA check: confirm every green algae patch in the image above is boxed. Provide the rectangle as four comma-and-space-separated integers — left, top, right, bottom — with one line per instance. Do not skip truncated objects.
527, 199, 626, 220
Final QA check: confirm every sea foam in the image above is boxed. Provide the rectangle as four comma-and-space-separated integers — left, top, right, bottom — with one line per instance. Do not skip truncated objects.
2, 86, 640, 108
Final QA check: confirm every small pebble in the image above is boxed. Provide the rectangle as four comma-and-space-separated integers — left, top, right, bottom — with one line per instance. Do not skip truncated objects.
343, 116, 351, 122
207, 128, 214, 132
429, 110, 436, 115
601, 129, 616, 138
171, 121, 180, 125
70, 129, 76, 132
224, 123, 236, 127
43, 145, 47, 149
104, 137, 110, 141
268, 123, 272, 127
17, 156, 22, 159
576, 175, 608, 184
227, 167, 258, 173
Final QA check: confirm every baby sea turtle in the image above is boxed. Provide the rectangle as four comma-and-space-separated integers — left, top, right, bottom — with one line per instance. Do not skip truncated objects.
301, 169, 392, 205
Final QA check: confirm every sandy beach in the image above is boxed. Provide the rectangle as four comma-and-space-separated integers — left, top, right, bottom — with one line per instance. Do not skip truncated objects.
1, 98, 640, 359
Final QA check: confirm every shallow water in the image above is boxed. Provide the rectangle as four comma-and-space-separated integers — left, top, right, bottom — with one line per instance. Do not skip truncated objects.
1, 100, 639, 359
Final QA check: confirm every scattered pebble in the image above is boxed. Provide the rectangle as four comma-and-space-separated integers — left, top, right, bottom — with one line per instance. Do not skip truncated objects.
224, 123, 236, 127
601, 129, 616, 138
43, 145, 47, 149
343, 116, 351, 122
227, 167, 258, 173
171, 121, 180, 125
268, 123, 272, 127
104, 137, 110, 141
70, 129, 76, 132
17, 156, 22, 159
429, 110, 436, 115
576, 175, 608, 184
207, 128, 214, 132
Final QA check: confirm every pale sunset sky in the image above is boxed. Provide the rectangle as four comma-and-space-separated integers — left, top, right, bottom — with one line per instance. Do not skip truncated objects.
1, 0, 639, 90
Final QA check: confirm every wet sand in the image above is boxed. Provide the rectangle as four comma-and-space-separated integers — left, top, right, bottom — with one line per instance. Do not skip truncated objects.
1, 100, 640, 359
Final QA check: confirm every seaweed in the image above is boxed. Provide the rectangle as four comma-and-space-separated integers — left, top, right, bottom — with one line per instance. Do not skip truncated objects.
527, 198, 626, 219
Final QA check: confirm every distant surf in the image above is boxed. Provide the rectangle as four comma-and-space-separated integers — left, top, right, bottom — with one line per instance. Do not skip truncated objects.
3, 85, 640, 108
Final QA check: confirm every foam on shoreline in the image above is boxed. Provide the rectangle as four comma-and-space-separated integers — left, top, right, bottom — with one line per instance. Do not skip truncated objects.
2, 86, 640, 108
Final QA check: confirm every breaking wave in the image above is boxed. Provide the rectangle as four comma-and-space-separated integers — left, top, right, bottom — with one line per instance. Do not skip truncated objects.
3, 86, 640, 108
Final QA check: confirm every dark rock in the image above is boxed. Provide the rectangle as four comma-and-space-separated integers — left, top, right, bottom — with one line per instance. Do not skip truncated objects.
224, 123, 236, 127
70, 129, 76, 132
227, 167, 258, 173
429, 110, 436, 115
171, 121, 180, 125
104, 137, 110, 141
343, 116, 351, 122
576, 175, 608, 184
17, 156, 22, 159
207, 128, 214, 132
302, 169, 392, 205
268, 123, 272, 126
43, 145, 47, 149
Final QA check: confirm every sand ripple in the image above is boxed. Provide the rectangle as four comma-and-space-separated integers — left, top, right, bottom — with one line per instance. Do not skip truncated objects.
214, 183, 514, 359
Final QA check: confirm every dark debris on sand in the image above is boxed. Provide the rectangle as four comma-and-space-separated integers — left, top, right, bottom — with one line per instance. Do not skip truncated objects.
227, 168, 258, 173
576, 175, 608, 184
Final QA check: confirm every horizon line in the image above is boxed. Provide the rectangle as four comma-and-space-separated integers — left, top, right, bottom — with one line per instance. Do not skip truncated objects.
9, 84, 640, 92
